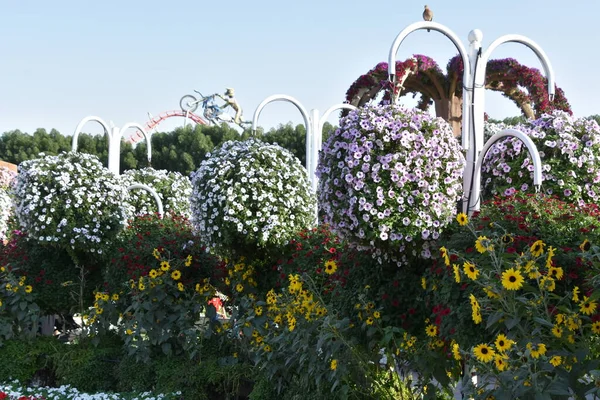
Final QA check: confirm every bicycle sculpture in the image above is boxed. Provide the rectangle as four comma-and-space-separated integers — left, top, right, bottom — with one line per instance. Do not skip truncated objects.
179, 88, 250, 129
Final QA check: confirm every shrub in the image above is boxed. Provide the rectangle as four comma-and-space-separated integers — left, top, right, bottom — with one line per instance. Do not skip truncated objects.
420, 194, 600, 398
120, 167, 192, 218
190, 139, 316, 258
0, 189, 11, 242
482, 111, 600, 205
0, 337, 59, 384
316, 103, 465, 264
0, 264, 41, 343
12, 151, 127, 255
104, 213, 225, 293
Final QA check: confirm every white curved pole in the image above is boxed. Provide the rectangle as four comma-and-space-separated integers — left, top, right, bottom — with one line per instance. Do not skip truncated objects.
72, 116, 111, 152
468, 128, 543, 214
318, 104, 357, 133
388, 21, 472, 150
478, 35, 555, 99
251, 94, 312, 173
473, 34, 556, 160
126, 184, 164, 218
119, 122, 152, 163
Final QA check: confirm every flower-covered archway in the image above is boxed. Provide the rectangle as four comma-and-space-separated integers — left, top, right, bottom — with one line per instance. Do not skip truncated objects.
345, 55, 572, 135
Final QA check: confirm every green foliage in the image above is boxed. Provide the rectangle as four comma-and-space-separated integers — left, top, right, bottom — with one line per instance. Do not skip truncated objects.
0, 336, 58, 384
0, 265, 41, 343
103, 213, 226, 293
52, 334, 123, 393
0, 231, 104, 315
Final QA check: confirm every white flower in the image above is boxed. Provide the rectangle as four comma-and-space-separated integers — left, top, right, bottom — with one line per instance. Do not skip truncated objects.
190, 139, 316, 255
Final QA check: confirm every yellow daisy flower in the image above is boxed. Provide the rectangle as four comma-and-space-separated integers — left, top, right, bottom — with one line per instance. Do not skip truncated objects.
456, 213, 468, 226
473, 344, 495, 363
494, 333, 514, 353
425, 324, 438, 337
530, 240, 545, 257
463, 262, 479, 280
324, 259, 338, 275
330, 359, 337, 371
501, 268, 524, 291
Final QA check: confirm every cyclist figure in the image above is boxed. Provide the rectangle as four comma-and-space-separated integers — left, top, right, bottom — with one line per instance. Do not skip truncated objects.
217, 88, 244, 126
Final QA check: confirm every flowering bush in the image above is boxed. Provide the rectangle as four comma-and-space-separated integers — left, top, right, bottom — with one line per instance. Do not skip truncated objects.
0, 230, 105, 315
0, 265, 41, 343
12, 152, 127, 254
316, 103, 465, 263
230, 226, 409, 398
190, 139, 316, 256
88, 250, 222, 362
0, 167, 16, 190
120, 167, 192, 218
0, 189, 11, 242
103, 213, 226, 294
417, 194, 600, 397
482, 111, 600, 205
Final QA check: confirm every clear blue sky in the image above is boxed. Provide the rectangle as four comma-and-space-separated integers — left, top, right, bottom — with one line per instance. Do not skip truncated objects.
1, 0, 598, 138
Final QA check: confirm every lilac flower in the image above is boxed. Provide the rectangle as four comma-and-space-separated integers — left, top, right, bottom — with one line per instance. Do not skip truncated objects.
316, 104, 465, 265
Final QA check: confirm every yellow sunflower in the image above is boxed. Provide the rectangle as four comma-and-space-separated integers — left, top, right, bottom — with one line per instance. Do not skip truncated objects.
439, 247, 450, 266
330, 359, 337, 371
539, 276, 556, 292
160, 261, 170, 272
236, 283, 244, 292
149, 269, 158, 279
547, 266, 564, 280
572, 286, 580, 303
475, 236, 493, 254
551, 325, 563, 338
24, 285, 33, 294
452, 342, 461, 360
494, 354, 508, 371
456, 212, 468, 226
171, 270, 181, 280
324, 259, 338, 275
494, 333, 514, 353
591, 321, 600, 334
527, 342, 547, 358
580, 239, 591, 252
255, 306, 263, 316
152, 248, 161, 260
580, 296, 598, 316
530, 240, 545, 257
501, 268, 524, 291
453, 264, 461, 283
463, 262, 479, 280
549, 355, 562, 367
501, 234, 514, 244
177, 282, 184, 291
425, 324, 438, 337
473, 343, 495, 363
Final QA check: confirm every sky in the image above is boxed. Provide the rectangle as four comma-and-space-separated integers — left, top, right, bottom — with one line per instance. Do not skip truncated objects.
1, 0, 599, 140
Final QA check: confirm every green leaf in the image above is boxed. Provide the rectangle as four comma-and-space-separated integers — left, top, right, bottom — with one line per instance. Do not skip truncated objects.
486, 311, 504, 328
505, 316, 521, 330
533, 317, 554, 328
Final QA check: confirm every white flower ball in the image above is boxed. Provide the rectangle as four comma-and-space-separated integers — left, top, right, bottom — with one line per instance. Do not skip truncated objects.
190, 139, 316, 255
12, 152, 127, 252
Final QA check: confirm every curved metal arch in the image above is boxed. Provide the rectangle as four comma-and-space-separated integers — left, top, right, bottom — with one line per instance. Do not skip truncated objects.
251, 94, 311, 134
387, 21, 471, 150
251, 94, 312, 171
477, 34, 555, 99
120, 122, 152, 163
318, 104, 357, 133
72, 116, 111, 152
468, 128, 543, 214
126, 183, 164, 217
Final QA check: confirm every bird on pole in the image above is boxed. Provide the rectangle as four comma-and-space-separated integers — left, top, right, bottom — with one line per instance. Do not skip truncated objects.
423, 5, 433, 32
